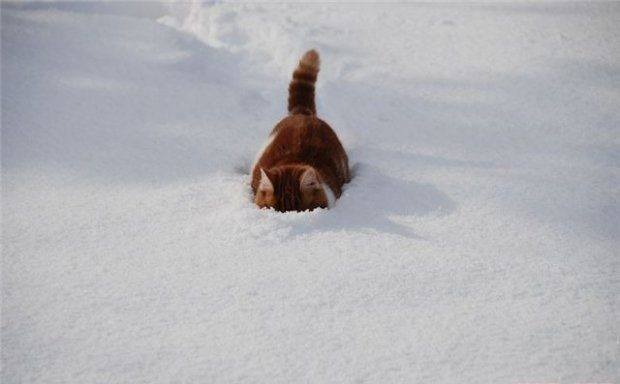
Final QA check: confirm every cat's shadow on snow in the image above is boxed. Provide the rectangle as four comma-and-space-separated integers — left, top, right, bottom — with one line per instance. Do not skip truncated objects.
256, 163, 455, 240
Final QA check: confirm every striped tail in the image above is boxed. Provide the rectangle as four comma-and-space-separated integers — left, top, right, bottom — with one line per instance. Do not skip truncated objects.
288, 49, 320, 115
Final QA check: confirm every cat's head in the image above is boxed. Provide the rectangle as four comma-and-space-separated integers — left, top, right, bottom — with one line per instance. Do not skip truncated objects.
255, 165, 329, 212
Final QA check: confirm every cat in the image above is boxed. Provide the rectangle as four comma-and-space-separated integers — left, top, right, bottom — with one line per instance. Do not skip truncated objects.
251, 49, 349, 212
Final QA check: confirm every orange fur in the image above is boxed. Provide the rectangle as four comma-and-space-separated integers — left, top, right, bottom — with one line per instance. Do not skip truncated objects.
252, 50, 349, 212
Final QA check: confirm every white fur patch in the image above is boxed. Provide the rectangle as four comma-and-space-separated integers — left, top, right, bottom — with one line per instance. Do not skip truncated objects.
251, 134, 275, 174
322, 183, 336, 208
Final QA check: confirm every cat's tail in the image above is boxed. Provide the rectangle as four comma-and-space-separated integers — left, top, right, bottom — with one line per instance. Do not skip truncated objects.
288, 49, 320, 115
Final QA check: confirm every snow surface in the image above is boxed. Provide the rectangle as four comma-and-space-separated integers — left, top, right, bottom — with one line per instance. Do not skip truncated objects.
2, 2, 619, 383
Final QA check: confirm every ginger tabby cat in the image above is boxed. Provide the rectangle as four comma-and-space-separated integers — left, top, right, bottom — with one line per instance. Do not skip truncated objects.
251, 50, 349, 212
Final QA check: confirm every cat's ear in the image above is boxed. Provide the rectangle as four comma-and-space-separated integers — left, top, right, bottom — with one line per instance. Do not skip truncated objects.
259, 168, 274, 191
300, 168, 321, 190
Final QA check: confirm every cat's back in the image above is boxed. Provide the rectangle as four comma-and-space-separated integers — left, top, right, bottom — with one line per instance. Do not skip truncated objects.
254, 114, 349, 191
271, 114, 345, 164
271, 114, 339, 150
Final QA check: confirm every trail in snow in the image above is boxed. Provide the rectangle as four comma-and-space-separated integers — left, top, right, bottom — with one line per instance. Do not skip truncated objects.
2, 2, 619, 383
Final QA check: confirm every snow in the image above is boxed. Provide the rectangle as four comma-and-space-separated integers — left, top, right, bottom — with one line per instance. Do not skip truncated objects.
2, 1, 619, 382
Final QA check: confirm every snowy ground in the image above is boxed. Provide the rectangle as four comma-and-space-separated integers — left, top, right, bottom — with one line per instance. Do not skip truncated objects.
2, 2, 619, 383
